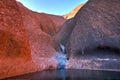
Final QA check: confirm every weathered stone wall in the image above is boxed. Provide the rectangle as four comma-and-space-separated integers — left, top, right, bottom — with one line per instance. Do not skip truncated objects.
0, 0, 31, 59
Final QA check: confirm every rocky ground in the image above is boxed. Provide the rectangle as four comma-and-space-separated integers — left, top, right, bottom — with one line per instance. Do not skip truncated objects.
66, 52, 120, 71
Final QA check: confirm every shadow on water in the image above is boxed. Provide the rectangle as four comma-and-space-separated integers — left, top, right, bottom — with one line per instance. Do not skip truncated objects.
4, 69, 120, 80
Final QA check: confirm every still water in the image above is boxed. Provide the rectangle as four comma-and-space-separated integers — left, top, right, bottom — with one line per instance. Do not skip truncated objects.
6, 69, 120, 80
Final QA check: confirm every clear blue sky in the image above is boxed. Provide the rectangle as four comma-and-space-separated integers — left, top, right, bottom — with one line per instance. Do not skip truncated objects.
17, 0, 88, 15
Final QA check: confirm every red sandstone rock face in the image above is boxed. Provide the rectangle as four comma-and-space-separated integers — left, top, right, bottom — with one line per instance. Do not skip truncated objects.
0, 0, 59, 79
17, 2, 61, 58
17, 2, 65, 36
64, 3, 85, 19
47, 14, 66, 32
17, 2, 56, 36
0, 0, 31, 60
0, 0, 33, 79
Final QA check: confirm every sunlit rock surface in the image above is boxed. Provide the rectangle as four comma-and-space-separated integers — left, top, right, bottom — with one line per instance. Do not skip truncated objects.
0, 0, 31, 60
17, 1, 61, 58
0, 0, 32, 78
0, 0, 63, 79
64, 3, 85, 19
17, 2, 56, 36
1, 0, 120, 79
17, 1, 65, 58
17, 2, 65, 36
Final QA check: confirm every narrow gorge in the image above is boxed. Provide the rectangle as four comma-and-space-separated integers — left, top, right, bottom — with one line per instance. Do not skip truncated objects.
0, 0, 120, 79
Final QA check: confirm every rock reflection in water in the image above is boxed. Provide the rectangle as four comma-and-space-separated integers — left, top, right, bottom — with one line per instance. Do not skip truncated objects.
5, 69, 120, 80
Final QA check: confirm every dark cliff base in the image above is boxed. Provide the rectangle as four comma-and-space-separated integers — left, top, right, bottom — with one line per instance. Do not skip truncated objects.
66, 51, 120, 71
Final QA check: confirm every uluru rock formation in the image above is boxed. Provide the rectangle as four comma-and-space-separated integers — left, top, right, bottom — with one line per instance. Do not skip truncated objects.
55, 18, 76, 46
0, 0, 32, 78
17, 2, 65, 35
64, 3, 85, 19
56, 0, 120, 58
17, 2, 62, 57
55, 3, 85, 46
0, 0, 31, 59
1, 0, 120, 79
0, 0, 64, 79
55, 0, 120, 70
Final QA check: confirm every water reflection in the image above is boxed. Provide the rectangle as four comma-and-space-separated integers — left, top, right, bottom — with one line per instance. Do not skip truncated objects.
58, 69, 66, 80
5, 69, 120, 80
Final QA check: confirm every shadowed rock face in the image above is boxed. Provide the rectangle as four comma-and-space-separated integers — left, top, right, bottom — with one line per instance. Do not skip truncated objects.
0, 0, 31, 59
47, 14, 66, 32
55, 18, 76, 46
57, 0, 120, 58
55, 3, 85, 46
